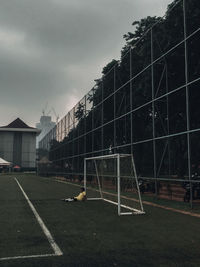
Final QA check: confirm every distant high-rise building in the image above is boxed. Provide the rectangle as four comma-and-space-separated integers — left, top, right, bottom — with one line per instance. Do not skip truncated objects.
36, 115, 56, 148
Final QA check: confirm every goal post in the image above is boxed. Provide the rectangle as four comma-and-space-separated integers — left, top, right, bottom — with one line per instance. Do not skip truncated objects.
84, 153, 145, 216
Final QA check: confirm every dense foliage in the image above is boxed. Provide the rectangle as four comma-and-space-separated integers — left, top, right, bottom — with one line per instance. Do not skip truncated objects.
47, 0, 200, 180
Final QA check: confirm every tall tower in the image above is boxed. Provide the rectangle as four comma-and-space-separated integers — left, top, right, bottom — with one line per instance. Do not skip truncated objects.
36, 115, 56, 148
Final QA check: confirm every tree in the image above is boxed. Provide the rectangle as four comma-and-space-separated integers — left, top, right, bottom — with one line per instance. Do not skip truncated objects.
48, 0, 200, 179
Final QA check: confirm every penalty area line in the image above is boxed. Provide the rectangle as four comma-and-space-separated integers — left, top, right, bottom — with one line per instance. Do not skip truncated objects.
13, 177, 63, 258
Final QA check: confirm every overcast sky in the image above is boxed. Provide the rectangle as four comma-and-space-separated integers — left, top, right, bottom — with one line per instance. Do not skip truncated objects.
0, 0, 172, 127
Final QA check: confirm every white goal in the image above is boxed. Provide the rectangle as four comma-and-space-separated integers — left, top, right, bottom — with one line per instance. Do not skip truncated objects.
84, 154, 145, 216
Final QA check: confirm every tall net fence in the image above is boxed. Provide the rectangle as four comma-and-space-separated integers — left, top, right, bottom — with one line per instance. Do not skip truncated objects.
38, 0, 200, 209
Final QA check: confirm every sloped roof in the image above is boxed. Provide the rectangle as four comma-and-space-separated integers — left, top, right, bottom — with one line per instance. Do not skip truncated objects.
0, 118, 34, 129
0, 118, 41, 135
0, 157, 11, 166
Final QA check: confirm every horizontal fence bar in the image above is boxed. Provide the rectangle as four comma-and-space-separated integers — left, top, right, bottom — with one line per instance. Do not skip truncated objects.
85, 154, 132, 160
41, 172, 200, 184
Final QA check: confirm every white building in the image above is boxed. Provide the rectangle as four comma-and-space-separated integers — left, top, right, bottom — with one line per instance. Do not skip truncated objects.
0, 118, 40, 169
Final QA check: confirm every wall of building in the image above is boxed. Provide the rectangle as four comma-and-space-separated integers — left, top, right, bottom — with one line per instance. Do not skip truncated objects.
0, 131, 36, 168
22, 132, 36, 168
0, 132, 14, 163
13, 132, 22, 166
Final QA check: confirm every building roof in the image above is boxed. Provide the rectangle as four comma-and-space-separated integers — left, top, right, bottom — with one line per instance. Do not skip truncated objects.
1, 118, 34, 129
0, 157, 11, 166
0, 118, 41, 135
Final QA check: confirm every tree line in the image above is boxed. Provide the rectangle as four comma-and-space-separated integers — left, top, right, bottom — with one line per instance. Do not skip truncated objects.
46, 0, 200, 179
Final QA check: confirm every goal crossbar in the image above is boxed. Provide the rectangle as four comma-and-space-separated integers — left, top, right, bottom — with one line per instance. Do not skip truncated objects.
84, 153, 145, 216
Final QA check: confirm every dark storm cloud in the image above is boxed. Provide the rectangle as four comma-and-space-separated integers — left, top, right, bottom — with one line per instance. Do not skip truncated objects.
0, 0, 171, 126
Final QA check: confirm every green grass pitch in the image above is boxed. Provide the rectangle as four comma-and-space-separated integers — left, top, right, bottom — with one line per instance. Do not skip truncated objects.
0, 173, 200, 267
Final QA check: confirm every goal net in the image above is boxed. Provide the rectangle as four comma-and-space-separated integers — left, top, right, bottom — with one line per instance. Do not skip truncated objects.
84, 154, 145, 216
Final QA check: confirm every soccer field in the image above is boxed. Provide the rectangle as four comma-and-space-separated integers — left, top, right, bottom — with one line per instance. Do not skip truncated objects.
0, 174, 200, 267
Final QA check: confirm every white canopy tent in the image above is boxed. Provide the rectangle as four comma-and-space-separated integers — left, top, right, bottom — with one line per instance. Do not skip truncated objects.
0, 157, 11, 166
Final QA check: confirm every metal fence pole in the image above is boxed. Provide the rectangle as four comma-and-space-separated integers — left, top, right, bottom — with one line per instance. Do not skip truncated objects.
183, 0, 192, 208
114, 66, 116, 154
117, 154, 121, 215
130, 48, 133, 155
151, 28, 158, 197
101, 79, 104, 155
84, 95, 86, 156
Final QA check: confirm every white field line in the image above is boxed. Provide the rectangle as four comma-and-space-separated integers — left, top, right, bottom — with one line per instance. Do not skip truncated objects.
102, 198, 145, 214
0, 253, 56, 261
1, 177, 63, 261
